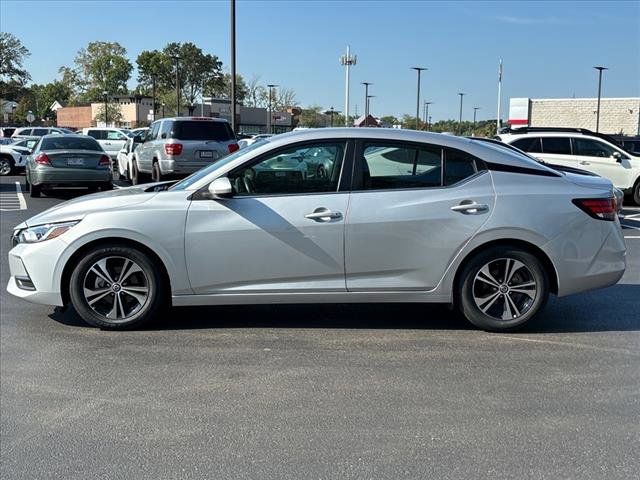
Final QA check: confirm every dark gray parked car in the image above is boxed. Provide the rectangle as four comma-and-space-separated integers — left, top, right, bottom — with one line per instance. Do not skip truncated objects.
25, 135, 113, 198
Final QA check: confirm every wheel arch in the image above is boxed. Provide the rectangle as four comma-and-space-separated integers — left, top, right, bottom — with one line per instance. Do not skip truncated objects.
452, 238, 559, 304
60, 237, 172, 306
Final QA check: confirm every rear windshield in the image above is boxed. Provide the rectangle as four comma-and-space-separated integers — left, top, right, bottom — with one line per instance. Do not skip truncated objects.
172, 121, 234, 141
41, 136, 102, 151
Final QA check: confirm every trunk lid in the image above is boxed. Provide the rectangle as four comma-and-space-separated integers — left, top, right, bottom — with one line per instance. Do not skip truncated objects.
44, 149, 105, 169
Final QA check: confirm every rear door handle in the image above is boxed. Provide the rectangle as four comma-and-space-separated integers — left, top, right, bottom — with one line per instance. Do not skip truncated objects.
305, 207, 343, 221
579, 160, 590, 165
451, 202, 489, 214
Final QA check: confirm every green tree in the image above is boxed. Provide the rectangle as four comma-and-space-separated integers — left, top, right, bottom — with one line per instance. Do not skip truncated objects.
15, 81, 74, 124
207, 73, 248, 105
71, 41, 133, 100
298, 105, 326, 127
94, 103, 124, 125
379, 115, 401, 126
0, 32, 31, 101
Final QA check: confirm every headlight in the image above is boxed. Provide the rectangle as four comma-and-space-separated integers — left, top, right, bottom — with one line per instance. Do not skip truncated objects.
14, 221, 80, 244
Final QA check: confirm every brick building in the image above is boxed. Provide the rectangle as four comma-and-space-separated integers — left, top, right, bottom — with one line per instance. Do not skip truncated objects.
508, 97, 640, 135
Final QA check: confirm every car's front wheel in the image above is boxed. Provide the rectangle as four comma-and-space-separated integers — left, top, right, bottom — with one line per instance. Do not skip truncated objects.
0, 156, 14, 176
69, 244, 166, 329
458, 247, 549, 331
633, 179, 640, 206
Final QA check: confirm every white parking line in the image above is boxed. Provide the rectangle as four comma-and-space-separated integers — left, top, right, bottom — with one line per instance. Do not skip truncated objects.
0, 181, 27, 211
15, 181, 26, 209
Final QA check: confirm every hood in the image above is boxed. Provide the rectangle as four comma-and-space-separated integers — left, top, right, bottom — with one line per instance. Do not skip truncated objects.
24, 185, 160, 227
562, 171, 614, 193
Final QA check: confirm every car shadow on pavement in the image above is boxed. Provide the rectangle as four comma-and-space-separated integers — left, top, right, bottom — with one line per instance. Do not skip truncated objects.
49, 284, 639, 333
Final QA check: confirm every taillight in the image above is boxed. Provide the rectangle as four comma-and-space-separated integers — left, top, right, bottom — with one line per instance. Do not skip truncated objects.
34, 153, 51, 165
164, 143, 183, 156
572, 197, 617, 221
98, 155, 111, 167
228, 143, 239, 153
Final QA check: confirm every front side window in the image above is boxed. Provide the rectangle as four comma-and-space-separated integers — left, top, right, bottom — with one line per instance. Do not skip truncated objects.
361, 143, 442, 190
86, 130, 105, 140
511, 137, 542, 153
228, 142, 345, 196
573, 138, 617, 158
107, 130, 127, 140
541, 137, 571, 155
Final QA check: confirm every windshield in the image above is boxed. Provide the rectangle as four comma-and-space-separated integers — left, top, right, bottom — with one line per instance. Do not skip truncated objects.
170, 140, 269, 191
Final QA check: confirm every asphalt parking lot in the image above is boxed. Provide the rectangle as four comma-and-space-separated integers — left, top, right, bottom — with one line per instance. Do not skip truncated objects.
1, 173, 639, 479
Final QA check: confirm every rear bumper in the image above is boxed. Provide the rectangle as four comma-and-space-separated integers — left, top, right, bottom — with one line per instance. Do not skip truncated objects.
30, 167, 112, 186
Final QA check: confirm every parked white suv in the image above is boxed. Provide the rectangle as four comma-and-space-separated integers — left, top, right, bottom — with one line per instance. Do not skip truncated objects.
497, 128, 640, 204
82, 127, 130, 160
11, 127, 73, 140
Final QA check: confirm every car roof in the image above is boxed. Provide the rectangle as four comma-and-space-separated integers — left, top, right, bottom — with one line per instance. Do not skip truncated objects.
158, 116, 230, 123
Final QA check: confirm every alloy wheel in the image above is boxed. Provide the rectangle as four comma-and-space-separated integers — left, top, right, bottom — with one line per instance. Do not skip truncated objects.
0, 159, 11, 175
82, 256, 150, 322
472, 258, 538, 321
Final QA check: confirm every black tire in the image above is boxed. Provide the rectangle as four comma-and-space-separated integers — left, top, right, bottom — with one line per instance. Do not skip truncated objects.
458, 246, 549, 332
131, 159, 150, 185
0, 156, 14, 176
100, 182, 113, 191
30, 183, 41, 198
151, 161, 162, 182
68, 244, 166, 330
633, 180, 640, 206
24, 173, 30, 192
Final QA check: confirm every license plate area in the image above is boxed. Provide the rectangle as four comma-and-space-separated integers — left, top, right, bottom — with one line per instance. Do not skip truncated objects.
67, 158, 85, 166
199, 151, 213, 158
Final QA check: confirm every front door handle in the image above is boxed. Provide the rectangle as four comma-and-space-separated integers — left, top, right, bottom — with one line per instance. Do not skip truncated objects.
451, 202, 489, 214
579, 160, 590, 165
305, 207, 343, 221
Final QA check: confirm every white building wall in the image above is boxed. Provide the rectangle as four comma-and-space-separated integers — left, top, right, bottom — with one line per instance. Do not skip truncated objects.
528, 98, 640, 135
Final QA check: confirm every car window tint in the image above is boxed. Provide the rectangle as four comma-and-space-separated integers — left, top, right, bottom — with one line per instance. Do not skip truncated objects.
41, 137, 102, 151
147, 122, 160, 140
86, 130, 104, 140
573, 138, 617, 157
444, 148, 481, 186
172, 121, 234, 141
511, 137, 542, 153
361, 143, 442, 190
32, 128, 48, 136
541, 137, 571, 155
160, 121, 172, 139
229, 142, 345, 195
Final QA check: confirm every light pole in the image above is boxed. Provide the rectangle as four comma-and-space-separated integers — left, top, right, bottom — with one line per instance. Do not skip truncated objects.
102, 90, 108, 126
473, 106, 480, 131
423, 101, 433, 131
361, 82, 372, 126
267, 84, 278, 134
173, 55, 181, 116
161, 102, 165, 118
458, 92, 465, 135
366, 95, 375, 122
340, 46, 357, 127
151, 74, 156, 122
412, 67, 426, 130
323, 106, 339, 127
230, 0, 237, 132
594, 66, 608, 132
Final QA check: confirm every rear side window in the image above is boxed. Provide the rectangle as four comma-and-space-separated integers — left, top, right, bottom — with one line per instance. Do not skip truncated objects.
32, 128, 48, 136
171, 121, 234, 141
511, 137, 542, 153
148, 122, 161, 140
541, 137, 571, 155
17, 129, 32, 136
106, 130, 127, 140
443, 148, 482, 186
41, 137, 102, 151
160, 120, 172, 139
86, 130, 106, 140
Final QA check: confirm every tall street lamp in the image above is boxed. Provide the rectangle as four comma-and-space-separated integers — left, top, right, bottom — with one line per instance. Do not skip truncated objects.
473, 106, 480, 130
230, 0, 237, 132
340, 46, 357, 127
323, 106, 339, 127
102, 90, 108, 126
423, 101, 433, 131
458, 92, 466, 135
366, 95, 375, 122
412, 67, 427, 130
151, 74, 156, 122
361, 82, 372, 126
173, 55, 181, 116
267, 84, 278, 134
594, 66, 608, 133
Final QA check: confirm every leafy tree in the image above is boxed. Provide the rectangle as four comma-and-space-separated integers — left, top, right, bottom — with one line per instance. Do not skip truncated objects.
0, 32, 31, 101
15, 81, 74, 123
298, 105, 326, 127
71, 41, 132, 100
379, 115, 401, 126
207, 73, 248, 105
94, 103, 124, 125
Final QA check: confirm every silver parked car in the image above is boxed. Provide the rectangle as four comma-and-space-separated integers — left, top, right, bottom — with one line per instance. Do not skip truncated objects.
7, 128, 626, 331
131, 117, 238, 185
25, 134, 113, 197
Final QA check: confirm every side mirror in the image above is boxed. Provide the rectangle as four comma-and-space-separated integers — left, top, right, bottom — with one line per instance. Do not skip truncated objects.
208, 177, 233, 198
612, 151, 623, 162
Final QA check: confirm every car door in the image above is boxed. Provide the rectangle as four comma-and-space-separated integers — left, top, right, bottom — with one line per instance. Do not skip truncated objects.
136, 122, 160, 172
103, 130, 128, 158
345, 140, 495, 291
184, 140, 351, 294
572, 137, 635, 189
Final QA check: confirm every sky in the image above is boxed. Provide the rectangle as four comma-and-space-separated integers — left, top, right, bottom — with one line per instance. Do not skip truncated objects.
1, 0, 639, 121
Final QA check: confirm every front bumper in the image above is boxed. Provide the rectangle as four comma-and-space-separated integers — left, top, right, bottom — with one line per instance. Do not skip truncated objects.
6, 239, 66, 306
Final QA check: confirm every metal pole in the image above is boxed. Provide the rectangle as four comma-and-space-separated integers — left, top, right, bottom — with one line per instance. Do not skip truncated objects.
594, 66, 608, 133
424, 101, 432, 131
496, 59, 502, 134
340, 46, 356, 127
174, 56, 180, 116
412, 67, 426, 130
267, 84, 277, 134
361, 82, 371, 126
201, 79, 205, 116
151, 75, 156, 122
230, 0, 237, 132
458, 92, 465, 135
473, 107, 479, 131
330, 107, 334, 127
103, 91, 108, 127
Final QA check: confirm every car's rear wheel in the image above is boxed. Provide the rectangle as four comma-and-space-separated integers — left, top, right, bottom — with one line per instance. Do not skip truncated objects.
633, 179, 640, 206
69, 244, 165, 329
458, 247, 549, 331
151, 161, 162, 182
0, 156, 14, 176
30, 183, 41, 198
